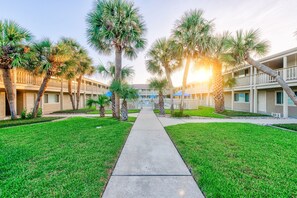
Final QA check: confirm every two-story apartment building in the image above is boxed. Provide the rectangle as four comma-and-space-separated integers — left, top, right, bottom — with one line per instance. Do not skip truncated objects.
0, 69, 108, 119
179, 47, 297, 118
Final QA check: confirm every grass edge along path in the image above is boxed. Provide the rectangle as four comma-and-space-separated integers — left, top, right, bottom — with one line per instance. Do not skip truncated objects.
0, 117, 63, 128
0, 117, 132, 197
273, 123, 297, 131
165, 122, 297, 197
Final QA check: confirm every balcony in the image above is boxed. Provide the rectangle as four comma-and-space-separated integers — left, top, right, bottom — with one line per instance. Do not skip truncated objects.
256, 66, 297, 85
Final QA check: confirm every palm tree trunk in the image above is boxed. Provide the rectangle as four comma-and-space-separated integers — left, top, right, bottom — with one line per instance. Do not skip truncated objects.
159, 91, 165, 115
32, 73, 51, 118
121, 99, 128, 121
213, 61, 225, 113
165, 69, 174, 114
247, 55, 297, 106
68, 79, 75, 110
99, 106, 105, 117
180, 57, 191, 114
111, 92, 116, 118
2, 69, 17, 119
114, 47, 122, 119
76, 75, 82, 110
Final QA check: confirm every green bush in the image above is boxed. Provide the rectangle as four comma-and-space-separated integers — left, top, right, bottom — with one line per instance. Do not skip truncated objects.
171, 112, 190, 117
21, 109, 27, 119
37, 108, 43, 118
26, 111, 34, 119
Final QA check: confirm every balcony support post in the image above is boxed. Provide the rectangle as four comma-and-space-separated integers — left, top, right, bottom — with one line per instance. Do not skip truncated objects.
253, 68, 258, 113
60, 78, 64, 111
231, 71, 234, 110
13, 68, 17, 112
84, 79, 87, 107
249, 66, 253, 112
283, 56, 288, 118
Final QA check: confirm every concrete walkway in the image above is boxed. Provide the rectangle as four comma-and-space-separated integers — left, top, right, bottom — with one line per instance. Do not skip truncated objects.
103, 108, 204, 198
159, 116, 297, 127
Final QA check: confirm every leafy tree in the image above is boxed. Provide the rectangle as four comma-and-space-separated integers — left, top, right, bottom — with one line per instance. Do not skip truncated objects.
226, 29, 297, 106
110, 80, 138, 121
173, 9, 213, 114
148, 77, 168, 115
29, 39, 72, 117
61, 38, 95, 110
146, 37, 182, 114
0, 20, 32, 119
87, 0, 146, 119
98, 62, 134, 117
87, 95, 110, 117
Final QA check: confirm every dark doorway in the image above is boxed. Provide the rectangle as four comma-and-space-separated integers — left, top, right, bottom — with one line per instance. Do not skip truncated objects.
5, 97, 11, 116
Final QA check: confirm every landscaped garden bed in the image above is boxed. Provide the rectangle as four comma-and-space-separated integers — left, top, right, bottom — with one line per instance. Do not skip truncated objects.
166, 123, 297, 197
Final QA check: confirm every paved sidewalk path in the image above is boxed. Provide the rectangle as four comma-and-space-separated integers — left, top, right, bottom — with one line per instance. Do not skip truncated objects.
159, 116, 297, 127
103, 108, 204, 198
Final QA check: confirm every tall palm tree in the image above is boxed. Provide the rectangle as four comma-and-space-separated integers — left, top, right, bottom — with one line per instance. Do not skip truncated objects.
0, 20, 32, 119
173, 9, 213, 114
146, 37, 182, 114
29, 39, 72, 117
148, 77, 168, 116
87, 0, 146, 119
97, 62, 134, 117
226, 29, 297, 106
202, 33, 230, 113
87, 95, 110, 117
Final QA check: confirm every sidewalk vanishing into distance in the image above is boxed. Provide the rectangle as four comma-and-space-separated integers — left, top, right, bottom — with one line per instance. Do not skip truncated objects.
103, 108, 204, 198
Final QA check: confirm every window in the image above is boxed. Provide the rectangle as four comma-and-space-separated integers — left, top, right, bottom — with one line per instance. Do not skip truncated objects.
44, 93, 60, 104
234, 93, 249, 102
276, 91, 297, 105
235, 69, 249, 78
44, 94, 49, 103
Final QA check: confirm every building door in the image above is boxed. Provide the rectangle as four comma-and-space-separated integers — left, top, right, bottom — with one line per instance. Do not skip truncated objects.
5, 98, 11, 116
258, 91, 266, 112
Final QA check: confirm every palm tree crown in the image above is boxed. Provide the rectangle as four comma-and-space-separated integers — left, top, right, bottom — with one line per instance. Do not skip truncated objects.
86, 0, 146, 58
148, 77, 168, 92
97, 62, 134, 82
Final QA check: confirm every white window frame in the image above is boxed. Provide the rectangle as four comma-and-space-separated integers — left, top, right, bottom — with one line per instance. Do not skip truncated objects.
275, 90, 297, 106
234, 92, 250, 103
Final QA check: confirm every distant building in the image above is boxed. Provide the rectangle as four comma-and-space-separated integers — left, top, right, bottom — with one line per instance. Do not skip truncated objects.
0, 69, 108, 119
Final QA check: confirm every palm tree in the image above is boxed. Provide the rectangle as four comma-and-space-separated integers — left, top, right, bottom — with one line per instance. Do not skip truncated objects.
173, 9, 213, 114
29, 39, 72, 117
87, 0, 146, 119
202, 33, 230, 113
110, 81, 138, 121
148, 78, 168, 116
87, 95, 110, 117
0, 20, 32, 119
97, 62, 134, 117
226, 29, 297, 106
146, 37, 182, 114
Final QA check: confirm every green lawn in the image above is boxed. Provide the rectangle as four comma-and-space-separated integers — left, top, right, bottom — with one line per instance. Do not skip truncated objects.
155, 106, 268, 118
0, 117, 132, 197
0, 117, 62, 128
87, 109, 140, 115
273, 123, 297, 131
166, 123, 297, 197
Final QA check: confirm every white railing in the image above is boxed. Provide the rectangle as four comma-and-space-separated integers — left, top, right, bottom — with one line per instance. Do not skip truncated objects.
235, 76, 250, 86
286, 66, 297, 81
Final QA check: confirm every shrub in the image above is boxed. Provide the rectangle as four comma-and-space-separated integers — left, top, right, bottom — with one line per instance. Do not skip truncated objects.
37, 108, 43, 118
21, 109, 27, 119
26, 112, 34, 119
171, 112, 190, 117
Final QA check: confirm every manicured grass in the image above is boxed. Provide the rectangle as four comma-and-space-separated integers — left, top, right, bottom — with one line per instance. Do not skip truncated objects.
155, 106, 269, 118
0, 117, 62, 128
0, 117, 132, 197
154, 106, 225, 118
52, 107, 96, 114
273, 123, 297, 131
166, 123, 297, 197
221, 109, 269, 117
127, 116, 137, 122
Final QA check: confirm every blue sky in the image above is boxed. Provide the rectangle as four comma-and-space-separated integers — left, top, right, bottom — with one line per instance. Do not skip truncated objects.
1, 0, 297, 85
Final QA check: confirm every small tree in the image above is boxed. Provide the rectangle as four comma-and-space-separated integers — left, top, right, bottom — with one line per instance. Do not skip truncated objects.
87, 95, 110, 117
110, 81, 138, 121
149, 77, 168, 116
0, 20, 32, 119
98, 62, 134, 117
